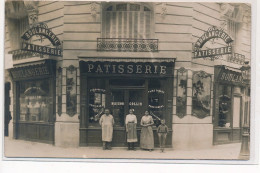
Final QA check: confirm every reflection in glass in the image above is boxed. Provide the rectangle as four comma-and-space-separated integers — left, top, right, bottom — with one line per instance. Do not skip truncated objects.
88, 78, 106, 127
176, 67, 187, 118
19, 80, 50, 122
218, 85, 231, 127
192, 71, 211, 119
148, 79, 166, 126
111, 90, 125, 127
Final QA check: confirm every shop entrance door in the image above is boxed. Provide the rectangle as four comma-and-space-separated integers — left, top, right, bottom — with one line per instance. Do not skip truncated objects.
110, 88, 146, 146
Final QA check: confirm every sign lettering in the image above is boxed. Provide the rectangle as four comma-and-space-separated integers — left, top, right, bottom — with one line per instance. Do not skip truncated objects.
194, 46, 232, 58
219, 70, 244, 84
193, 26, 233, 59
194, 27, 233, 49
81, 62, 174, 75
21, 26, 61, 46
10, 65, 51, 80
22, 42, 62, 57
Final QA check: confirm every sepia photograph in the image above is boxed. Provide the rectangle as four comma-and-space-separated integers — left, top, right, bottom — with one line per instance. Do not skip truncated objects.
2, 0, 256, 163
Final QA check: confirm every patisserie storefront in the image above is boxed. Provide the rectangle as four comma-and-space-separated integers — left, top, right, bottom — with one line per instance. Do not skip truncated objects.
79, 59, 175, 147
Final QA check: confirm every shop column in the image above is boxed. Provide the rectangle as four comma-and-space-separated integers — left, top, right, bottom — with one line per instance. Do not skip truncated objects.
55, 65, 80, 147
172, 68, 214, 150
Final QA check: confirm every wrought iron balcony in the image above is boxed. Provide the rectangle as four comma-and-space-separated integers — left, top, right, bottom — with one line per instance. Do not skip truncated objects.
8, 49, 43, 61
97, 38, 159, 52
227, 53, 246, 65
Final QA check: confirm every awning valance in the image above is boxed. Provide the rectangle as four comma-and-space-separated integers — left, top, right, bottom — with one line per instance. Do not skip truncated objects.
78, 57, 176, 63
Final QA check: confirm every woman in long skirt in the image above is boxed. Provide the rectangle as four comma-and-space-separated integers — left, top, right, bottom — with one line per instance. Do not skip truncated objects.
125, 109, 137, 150
140, 111, 154, 151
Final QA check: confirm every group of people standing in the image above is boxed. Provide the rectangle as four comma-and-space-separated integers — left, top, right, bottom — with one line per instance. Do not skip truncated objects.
99, 109, 168, 152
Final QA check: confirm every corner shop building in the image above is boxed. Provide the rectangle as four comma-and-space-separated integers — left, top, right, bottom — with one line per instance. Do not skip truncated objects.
4, 1, 251, 149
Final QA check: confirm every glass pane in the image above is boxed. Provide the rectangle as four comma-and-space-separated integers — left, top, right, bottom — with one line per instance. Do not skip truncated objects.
130, 4, 140, 11
111, 90, 125, 127
116, 4, 127, 11
19, 79, 50, 122
144, 6, 151, 11
88, 78, 106, 127
218, 85, 232, 127
129, 90, 144, 126
148, 79, 166, 126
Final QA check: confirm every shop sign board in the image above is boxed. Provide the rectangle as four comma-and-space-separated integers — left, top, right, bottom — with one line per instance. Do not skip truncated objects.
9, 64, 52, 80
21, 26, 61, 46
80, 61, 174, 76
21, 23, 62, 57
194, 46, 232, 58
193, 26, 233, 59
22, 42, 62, 57
219, 70, 244, 84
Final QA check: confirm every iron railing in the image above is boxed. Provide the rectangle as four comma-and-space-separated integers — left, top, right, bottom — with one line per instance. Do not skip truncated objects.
8, 49, 43, 61
97, 38, 159, 52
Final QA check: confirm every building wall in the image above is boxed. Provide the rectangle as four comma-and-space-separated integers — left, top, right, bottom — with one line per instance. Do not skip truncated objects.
5, 1, 251, 149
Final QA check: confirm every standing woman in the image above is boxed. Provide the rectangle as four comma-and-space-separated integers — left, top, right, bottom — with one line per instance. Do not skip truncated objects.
125, 109, 137, 150
99, 109, 114, 150
140, 111, 154, 151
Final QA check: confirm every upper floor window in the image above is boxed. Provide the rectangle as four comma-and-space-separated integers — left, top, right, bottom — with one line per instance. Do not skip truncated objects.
102, 3, 153, 39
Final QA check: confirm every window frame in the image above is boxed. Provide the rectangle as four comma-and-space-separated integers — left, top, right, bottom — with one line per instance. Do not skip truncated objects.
101, 2, 155, 39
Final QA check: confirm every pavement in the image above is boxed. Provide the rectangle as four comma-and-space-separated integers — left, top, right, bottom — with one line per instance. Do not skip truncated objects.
3, 137, 245, 160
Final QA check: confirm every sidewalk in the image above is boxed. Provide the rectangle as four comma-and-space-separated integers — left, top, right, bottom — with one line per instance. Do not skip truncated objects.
4, 137, 242, 160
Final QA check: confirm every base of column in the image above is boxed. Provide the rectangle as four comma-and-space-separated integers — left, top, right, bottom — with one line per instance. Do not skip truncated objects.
172, 123, 213, 150
55, 121, 79, 147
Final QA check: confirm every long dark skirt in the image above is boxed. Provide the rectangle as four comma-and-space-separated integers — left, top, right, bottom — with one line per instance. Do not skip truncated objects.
140, 126, 154, 149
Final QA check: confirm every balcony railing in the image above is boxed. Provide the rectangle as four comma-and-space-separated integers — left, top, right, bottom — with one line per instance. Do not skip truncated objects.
97, 38, 158, 52
8, 49, 42, 61
227, 53, 246, 65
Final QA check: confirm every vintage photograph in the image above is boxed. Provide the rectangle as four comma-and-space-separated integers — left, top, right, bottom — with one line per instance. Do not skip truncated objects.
3, 0, 253, 161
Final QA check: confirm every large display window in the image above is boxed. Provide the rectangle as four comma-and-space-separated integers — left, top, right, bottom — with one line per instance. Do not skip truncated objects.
19, 79, 51, 122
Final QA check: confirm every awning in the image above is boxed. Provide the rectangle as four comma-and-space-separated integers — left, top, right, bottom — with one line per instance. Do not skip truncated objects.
78, 57, 176, 63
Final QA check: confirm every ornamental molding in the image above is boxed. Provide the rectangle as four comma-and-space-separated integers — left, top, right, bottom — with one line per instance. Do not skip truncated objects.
160, 3, 167, 17
90, 2, 98, 17
24, 1, 39, 26
220, 3, 235, 18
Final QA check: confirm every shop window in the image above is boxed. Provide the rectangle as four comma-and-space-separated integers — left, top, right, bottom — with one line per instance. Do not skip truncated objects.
19, 79, 51, 122
88, 78, 106, 127
148, 79, 166, 126
102, 3, 153, 39
176, 68, 187, 118
192, 71, 211, 119
218, 85, 232, 127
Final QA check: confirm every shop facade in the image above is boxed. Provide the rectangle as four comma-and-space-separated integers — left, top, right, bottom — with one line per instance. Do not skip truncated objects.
4, 1, 251, 150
